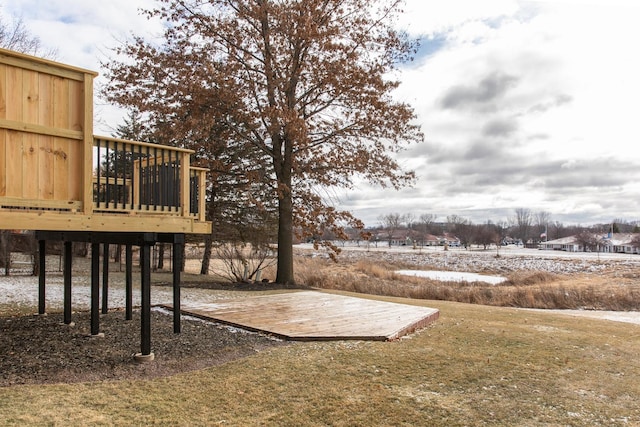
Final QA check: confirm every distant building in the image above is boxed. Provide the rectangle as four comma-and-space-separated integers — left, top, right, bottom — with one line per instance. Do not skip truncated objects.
539, 233, 639, 254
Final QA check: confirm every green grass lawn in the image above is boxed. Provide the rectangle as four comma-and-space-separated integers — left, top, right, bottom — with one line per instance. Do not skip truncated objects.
1, 294, 639, 426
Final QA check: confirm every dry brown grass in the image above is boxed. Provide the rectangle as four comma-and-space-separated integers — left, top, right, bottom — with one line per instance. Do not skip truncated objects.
302, 258, 640, 311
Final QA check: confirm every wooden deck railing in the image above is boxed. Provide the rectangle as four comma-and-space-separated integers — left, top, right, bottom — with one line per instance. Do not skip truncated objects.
0, 48, 210, 234
93, 136, 206, 220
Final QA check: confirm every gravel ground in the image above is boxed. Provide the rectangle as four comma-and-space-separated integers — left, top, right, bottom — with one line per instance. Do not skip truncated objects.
0, 259, 291, 387
0, 308, 287, 387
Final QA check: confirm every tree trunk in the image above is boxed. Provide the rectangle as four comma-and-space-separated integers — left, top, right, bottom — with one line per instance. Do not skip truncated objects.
200, 234, 212, 275
114, 244, 122, 263
157, 243, 165, 270
275, 191, 294, 285
1, 231, 10, 276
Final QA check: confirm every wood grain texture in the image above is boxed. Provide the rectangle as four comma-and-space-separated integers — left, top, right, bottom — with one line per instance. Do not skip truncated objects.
174, 291, 440, 341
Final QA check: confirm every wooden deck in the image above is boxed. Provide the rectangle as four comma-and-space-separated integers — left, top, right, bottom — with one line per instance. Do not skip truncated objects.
0, 48, 210, 235
170, 291, 440, 341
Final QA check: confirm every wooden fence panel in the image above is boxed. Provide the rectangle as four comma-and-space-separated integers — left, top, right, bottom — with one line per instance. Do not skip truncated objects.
0, 49, 96, 210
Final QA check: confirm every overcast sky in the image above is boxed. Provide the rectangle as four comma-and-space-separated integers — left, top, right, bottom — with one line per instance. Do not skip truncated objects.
3, 0, 639, 227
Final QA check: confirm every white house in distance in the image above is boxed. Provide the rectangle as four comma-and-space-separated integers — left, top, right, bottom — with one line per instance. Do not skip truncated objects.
538, 236, 583, 252
539, 233, 639, 254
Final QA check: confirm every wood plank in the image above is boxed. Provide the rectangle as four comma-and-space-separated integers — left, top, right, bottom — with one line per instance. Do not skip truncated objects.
0, 49, 97, 81
176, 291, 440, 341
96, 135, 195, 154
38, 73, 53, 127
52, 136, 70, 201
0, 64, 6, 119
21, 133, 38, 199
38, 134, 54, 199
68, 79, 83, 132
22, 68, 39, 125
52, 75, 69, 129
0, 130, 5, 196
5, 64, 22, 122
4, 130, 22, 198
38, 74, 54, 199
0, 210, 210, 234
22, 69, 39, 199
52, 76, 70, 201
68, 138, 82, 200
0, 119, 83, 139
180, 152, 190, 216
0, 197, 80, 209
81, 75, 93, 215
3, 64, 23, 198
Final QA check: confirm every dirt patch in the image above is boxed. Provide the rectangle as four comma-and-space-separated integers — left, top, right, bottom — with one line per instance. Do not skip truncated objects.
0, 308, 288, 387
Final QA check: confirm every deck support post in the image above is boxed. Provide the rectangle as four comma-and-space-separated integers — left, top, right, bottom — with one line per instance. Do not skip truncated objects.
90, 242, 100, 336
63, 241, 72, 325
102, 243, 109, 314
34, 231, 175, 360
125, 244, 133, 321
172, 238, 183, 333
139, 240, 153, 358
38, 239, 46, 315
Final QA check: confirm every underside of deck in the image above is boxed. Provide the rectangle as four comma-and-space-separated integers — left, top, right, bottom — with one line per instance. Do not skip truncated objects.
170, 291, 440, 341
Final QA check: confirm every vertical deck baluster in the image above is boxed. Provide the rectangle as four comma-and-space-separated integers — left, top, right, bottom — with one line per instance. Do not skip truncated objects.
153, 146, 158, 211
176, 153, 180, 210
189, 170, 194, 215
131, 143, 135, 211
145, 144, 151, 211
163, 149, 168, 211
177, 153, 181, 212
137, 143, 143, 211
172, 150, 178, 211
96, 139, 101, 207
159, 148, 165, 211
116, 141, 122, 209
105, 140, 111, 209
166, 150, 171, 211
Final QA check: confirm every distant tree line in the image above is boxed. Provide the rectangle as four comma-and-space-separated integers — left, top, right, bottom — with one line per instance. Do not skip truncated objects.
323, 209, 640, 249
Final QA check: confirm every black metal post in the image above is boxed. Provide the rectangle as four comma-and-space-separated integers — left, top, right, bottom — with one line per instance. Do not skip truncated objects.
63, 241, 72, 325
38, 239, 46, 315
140, 243, 152, 356
91, 242, 100, 336
172, 239, 183, 333
102, 242, 109, 314
125, 244, 133, 321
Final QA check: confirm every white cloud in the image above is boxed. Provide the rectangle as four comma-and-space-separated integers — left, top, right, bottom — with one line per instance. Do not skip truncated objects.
365, 0, 640, 226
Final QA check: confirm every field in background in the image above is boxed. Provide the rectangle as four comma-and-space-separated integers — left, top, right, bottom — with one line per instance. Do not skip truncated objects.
289, 244, 640, 311
7, 242, 639, 312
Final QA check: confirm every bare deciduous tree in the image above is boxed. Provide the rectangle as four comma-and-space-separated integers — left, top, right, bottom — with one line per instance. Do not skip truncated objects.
534, 210, 551, 241
103, 0, 422, 285
575, 230, 599, 252
379, 213, 404, 247
513, 208, 532, 244
0, 11, 56, 57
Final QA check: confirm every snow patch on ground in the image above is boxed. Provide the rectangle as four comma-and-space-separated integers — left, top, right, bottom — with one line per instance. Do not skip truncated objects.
525, 308, 640, 326
0, 274, 245, 311
396, 269, 507, 285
